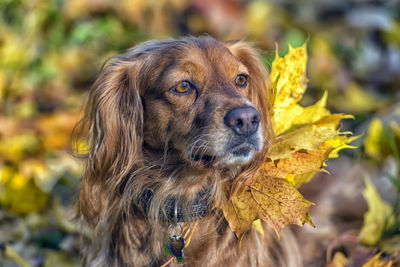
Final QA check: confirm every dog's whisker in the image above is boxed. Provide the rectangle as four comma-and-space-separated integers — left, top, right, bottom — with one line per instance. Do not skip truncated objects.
190, 139, 208, 157
185, 134, 212, 158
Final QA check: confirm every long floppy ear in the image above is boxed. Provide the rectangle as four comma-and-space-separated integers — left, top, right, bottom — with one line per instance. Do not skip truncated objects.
225, 41, 274, 146
76, 57, 144, 225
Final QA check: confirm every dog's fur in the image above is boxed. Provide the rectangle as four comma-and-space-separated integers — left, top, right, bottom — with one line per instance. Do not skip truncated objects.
76, 36, 302, 266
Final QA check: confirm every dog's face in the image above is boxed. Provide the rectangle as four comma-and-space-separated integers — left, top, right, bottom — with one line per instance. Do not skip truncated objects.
139, 38, 272, 168
81, 36, 273, 183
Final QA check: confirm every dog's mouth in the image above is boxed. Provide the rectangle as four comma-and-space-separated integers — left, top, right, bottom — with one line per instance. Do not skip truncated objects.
190, 153, 215, 167
230, 144, 253, 157
189, 143, 257, 168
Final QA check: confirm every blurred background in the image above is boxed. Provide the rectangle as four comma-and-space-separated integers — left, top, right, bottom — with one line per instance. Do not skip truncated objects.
0, 0, 399, 266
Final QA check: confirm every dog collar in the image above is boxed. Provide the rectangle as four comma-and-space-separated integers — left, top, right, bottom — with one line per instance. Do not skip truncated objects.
139, 188, 212, 223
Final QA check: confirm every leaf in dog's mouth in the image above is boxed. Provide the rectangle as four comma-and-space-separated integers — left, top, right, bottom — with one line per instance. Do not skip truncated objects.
217, 43, 357, 239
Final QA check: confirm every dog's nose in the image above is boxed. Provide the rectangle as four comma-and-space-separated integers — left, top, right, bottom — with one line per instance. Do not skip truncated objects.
224, 106, 261, 137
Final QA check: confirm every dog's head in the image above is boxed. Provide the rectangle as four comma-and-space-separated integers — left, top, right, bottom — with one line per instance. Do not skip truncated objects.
141, 38, 273, 168
77, 36, 273, 222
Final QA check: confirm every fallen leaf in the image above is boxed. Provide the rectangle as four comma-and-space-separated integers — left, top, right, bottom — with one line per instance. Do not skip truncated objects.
329, 251, 348, 267
359, 178, 393, 246
4, 245, 33, 267
38, 112, 80, 150
0, 166, 48, 214
0, 70, 6, 101
44, 250, 78, 267
334, 83, 382, 113
0, 133, 40, 162
364, 118, 384, 160
380, 235, 400, 254
362, 252, 392, 267
245, 1, 271, 38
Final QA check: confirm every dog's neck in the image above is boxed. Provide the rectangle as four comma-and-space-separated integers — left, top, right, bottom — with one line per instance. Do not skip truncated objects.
138, 187, 212, 223
138, 142, 216, 223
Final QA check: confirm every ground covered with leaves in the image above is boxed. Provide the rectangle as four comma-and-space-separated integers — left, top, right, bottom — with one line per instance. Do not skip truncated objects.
1, 0, 400, 266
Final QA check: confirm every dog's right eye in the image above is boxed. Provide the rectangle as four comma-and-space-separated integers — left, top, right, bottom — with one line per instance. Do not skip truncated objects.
174, 81, 192, 94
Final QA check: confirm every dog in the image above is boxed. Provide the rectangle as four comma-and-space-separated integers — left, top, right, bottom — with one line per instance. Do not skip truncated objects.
76, 36, 302, 266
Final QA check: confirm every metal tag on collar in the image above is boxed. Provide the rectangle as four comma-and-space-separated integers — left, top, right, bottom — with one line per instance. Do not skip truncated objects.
164, 203, 185, 262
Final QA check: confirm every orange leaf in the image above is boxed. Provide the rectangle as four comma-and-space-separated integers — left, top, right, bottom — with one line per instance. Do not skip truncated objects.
222, 176, 314, 238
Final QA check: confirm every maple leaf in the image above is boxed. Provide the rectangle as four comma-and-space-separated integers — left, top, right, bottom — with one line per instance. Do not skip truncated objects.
219, 43, 356, 238
268, 44, 355, 187
270, 44, 308, 136
222, 176, 313, 238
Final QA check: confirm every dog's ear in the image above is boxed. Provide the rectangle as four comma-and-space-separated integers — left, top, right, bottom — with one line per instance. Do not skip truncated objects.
225, 41, 274, 144
76, 57, 145, 224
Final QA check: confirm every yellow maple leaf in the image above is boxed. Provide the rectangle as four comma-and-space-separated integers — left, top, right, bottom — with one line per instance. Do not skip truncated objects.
270, 44, 308, 135
219, 43, 356, 237
268, 44, 355, 188
359, 178, 393, 246
323, 135, 358, 159
260, 150, 328, 179
222, 176, 313, 238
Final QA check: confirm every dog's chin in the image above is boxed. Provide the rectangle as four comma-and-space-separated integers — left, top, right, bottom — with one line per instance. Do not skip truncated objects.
187, 143, 259, 169
214, 144, 258, 167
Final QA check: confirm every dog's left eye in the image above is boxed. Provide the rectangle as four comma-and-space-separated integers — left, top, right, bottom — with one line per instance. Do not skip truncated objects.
235, 74, 248, 88
174, 81, 192, 94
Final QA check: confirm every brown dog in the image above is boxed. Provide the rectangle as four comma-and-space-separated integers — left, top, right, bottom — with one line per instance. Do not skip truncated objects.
76, 36, 301, 266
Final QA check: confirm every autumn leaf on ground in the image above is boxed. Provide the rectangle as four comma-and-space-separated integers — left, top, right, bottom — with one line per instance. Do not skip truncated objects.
4, 245, 33, 267
0, 165, 48, 214
364, 117, 384, 161
328, 251, 348, 267
359, 178, 393, 246
362, 252, 392, 267
219, 43, 356, 238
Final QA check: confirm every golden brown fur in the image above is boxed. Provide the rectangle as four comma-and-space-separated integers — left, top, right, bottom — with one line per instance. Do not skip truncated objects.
75, 36, 301, 267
